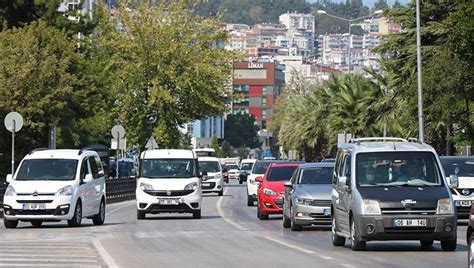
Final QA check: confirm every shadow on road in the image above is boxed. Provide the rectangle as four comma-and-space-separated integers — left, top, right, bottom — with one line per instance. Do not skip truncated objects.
341, 241, 468, 252
16, 222, 123, 229
141, 215, 221, 220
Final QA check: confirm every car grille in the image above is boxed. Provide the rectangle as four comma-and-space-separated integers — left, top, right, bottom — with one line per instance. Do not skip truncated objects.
308, 213, 332, 223
16, 200, 53, 204
16, 193, 55, 196
309, 200, 331, 207
384, 227, 435, 234
144, 190, 194, 197
274, 199, 283, 209
149, 203, 192, 212
201, 182, 216, 190
12, 209, 56, 216
381, 208, 436, 215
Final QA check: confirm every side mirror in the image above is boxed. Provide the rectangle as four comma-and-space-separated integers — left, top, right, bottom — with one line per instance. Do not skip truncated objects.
6, 174, 12, 183
284, 181, 293, 189
255, 176, 263, 183
84, 174, 94, 183
337, 176, 348, 190
98, 170, 105, 177
448, 174, 459, 188
199, 171, 208, 178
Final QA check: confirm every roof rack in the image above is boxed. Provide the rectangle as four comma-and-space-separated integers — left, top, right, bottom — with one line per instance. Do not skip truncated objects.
407, 137, 420, 143
349, 137, 408, 145
28, 148, 49, 155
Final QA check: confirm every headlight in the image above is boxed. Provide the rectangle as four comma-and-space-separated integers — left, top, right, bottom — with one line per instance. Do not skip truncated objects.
263, 188, 277, 196
295, 198, 313, 205
363, 199, 381, 215
4, 185, 16, 196
140, 182, 154, 191
215, 173, 222, 179
55, 185, 73, 196
436, 198, 454, 215
185, 182, 198, 191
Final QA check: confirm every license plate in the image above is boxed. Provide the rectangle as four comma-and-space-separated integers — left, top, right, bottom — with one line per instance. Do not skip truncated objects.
202, 183, 210, 187
393, 219, 426, 227
323, 208, 331, 216
159, 199, 179, 205
456, 200, 472, 207
22, 203, 46, 210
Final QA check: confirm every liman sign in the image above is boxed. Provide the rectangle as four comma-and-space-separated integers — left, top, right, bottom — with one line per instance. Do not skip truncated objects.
247, 62, 264, 69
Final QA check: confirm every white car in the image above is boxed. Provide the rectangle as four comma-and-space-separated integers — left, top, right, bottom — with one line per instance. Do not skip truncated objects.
136, 149, 202, 219
198, 157, 224, 196
239, 159, 256, 184
225, 163, 240, 180
3, 149, 106, 228
246, 160, 274, 206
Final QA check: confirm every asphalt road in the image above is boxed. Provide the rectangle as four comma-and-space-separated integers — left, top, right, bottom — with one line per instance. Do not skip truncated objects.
0, 180, 468, 267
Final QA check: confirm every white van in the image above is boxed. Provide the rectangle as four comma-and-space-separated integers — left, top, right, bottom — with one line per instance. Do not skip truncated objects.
3, 149, 106, 228
198, 157, 224, 196
136, 149, 202, 219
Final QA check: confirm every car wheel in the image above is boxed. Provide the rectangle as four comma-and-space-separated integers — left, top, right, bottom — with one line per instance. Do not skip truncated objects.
469, 237, 474, 268
137, 210, 146, 220
350, 219, 366, 251
247, 194, 254, 206
331, 216, 346, 246
193, 209, 201, 219
218, 190, 223, 196
257, 205, 268, 220
4, 219, 18, 229
67, 201, 82, 227
290, 219, 303, 231
420, 240, 433, 248
441, 237, 457, 252
92, 199, 106, 225
239, 179, 243, 184
283, 214, 291, 228
31, 220, 43, 227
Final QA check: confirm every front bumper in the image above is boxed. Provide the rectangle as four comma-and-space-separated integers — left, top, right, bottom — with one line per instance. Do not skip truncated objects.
3, 195, 75, 221
202, 178, 223, 193
136, 188, 201, 214
229, 173, 239, 179
258, 194, 283, 214
354, 214, 457, 241
293, 203, 331, 225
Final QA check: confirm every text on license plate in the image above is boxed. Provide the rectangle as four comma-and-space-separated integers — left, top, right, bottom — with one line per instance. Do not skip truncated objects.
393, 219, 426, 227
202, 183, 210, 187
159, 199, 179, 205
22, 203, 46, 210
456, 200, 472, 207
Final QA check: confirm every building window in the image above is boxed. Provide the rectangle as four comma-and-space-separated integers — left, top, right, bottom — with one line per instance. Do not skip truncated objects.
262, 110, 267, 119
262, 97, 267, 107
233, 85, 249, 93
262, 86, 267, 95
67, 0, 80, 11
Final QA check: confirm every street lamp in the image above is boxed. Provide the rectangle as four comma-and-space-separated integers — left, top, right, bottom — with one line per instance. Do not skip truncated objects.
415, 0, 424, 143
316, 10, 383, 74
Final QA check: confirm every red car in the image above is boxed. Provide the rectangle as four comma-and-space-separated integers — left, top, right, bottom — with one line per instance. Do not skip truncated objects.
256, 162, 300, 220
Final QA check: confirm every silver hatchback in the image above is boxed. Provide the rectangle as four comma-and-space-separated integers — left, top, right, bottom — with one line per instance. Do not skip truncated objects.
283, 163, 334, 231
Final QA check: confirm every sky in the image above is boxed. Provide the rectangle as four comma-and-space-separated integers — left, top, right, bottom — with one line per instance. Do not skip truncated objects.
306, 0, 410, 7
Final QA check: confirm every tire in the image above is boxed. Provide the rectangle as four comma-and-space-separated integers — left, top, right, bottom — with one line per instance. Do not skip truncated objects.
218, 190, 223, 196
239, 179, 243, 184
283, 214, 291, 228
469, 237, 474, 268
193, 210, 201, 219
257, 206, 269, 220
350, 219, 366, 251
441, 237, 457, 252
4, 218, 18, 229
291, 219, 303, 231
92, 199, 106, 225
420, 240, 434, 248
31, 220, 43, 227
137, 210, 146, 220
331, 216, 346, 246
247, 194, 254, 206
67, 201, 82, 227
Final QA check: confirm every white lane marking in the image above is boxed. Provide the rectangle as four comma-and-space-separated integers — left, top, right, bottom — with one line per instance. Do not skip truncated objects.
341, 264, 356, 268
216, 184, 318, 255
107, 200, 135, 215
0, 254, 96, 258
0, 264, 100, 267
92, 238, 119, 268
0, 258, 98, 263
320, 256, 334, 260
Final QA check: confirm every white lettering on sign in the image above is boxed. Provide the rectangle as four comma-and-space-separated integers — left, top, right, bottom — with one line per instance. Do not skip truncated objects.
247, 62, 264, 69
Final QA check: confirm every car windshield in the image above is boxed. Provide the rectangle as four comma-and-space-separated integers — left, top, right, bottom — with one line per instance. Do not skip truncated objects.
240, 163, 254, 171
199, 161, 220, 173
227, 165, 239, 170
141, 159, 195, 179
298, 167, 333, 184
356, 152, 443, 187
252, 161, 271, 174
267, 166, 298, 181
441, 158, 474, 177
16, 159, 78, 181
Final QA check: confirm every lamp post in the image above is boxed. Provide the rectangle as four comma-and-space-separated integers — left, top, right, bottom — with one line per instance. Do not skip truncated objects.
317, 10, 383, 74
415, 0, 424, 143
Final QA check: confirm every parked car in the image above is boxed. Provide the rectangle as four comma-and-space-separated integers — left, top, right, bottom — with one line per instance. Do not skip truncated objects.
256, 162, 301, 220
283, 162, 334, 231
331, 137, 457, 251
3, 149, 106, 228
198, 156, 224, 196
239, 159, 256, 184
440, 156, 474, 219
467, 205, 474, 267
136, 149, 202, 219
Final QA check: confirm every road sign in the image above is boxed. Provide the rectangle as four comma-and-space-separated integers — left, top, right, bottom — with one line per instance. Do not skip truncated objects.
145, 136, 158, 150
111, 124, 125, 139
111, 138, 127, 150
337, 133, 353, 147
4, 112, 23, 133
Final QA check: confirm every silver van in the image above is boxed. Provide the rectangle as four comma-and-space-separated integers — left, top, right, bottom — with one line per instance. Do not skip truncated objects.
331, 138, 457, 251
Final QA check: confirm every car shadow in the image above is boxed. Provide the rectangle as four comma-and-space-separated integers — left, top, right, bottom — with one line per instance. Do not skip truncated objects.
141, 215, 221, 220
342, 241, 468, 252
18, 222, 123, 229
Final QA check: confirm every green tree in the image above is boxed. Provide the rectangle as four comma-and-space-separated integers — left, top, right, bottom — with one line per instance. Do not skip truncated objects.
219, 140, 232, 158
95, 1, 233, 149
224, 114, 260, 148
210, 136, 220, 156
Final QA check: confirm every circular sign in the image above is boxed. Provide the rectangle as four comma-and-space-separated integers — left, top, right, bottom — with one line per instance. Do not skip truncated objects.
4, 112, 23, 133
111, 124, 125, 139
